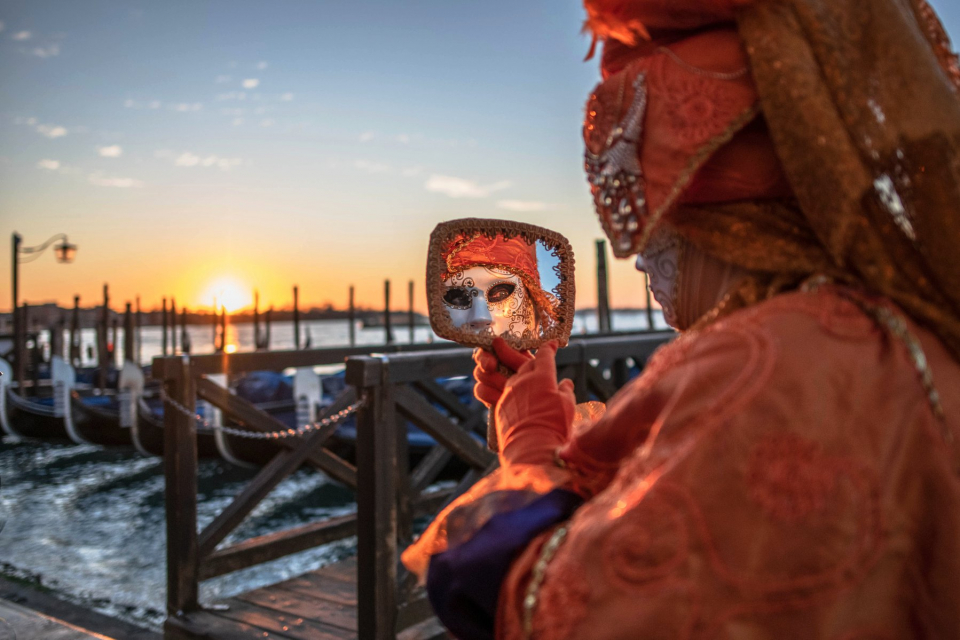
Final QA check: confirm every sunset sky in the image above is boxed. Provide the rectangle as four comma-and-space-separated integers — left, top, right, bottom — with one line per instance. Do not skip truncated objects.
2, 0, 958, 314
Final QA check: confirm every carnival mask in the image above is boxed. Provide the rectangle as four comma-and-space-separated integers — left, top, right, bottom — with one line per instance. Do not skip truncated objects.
426, 218, 576, 350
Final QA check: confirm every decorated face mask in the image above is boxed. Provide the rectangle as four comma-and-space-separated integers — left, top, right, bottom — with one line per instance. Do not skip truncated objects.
441, 266, 536, 338
636, 237, 681, 329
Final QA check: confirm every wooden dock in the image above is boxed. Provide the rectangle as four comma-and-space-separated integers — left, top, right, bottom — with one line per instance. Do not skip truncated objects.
154, 333, 674, 639
166, 557, 445, 640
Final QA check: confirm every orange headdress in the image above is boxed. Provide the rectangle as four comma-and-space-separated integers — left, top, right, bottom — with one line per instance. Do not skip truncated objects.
582, 0, 960, 362
441, 233, 559, 331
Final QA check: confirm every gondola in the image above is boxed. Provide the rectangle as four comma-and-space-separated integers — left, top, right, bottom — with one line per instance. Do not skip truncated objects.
66, 390, 132, 446
132, 393, 222, 458
1, 386, 71, 441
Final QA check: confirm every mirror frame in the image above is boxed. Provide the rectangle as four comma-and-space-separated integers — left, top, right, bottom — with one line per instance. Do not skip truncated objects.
426, 218, 576, 350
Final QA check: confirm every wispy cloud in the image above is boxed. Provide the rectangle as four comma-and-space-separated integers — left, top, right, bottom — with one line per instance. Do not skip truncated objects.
424, 175, 511, 199
359, 131, 375, 143
170, 102, 202, 112
29, 44, 59, 58
37, 159, 60, 170
217, 91, 247, 101
0, 22, 5, 33
496, 200, 556, 212
98, 145, 123, 158
11, 30, 31, 41
259, 118, 275, 127
215, 74, 232, 83
88, 172, 144, 188
255, 61, 268, 70
401, 166, 423, 178
36, 124, 68, 138
156, 149, 243, 171
280, 92, 294, 101
242, 78, 259, 89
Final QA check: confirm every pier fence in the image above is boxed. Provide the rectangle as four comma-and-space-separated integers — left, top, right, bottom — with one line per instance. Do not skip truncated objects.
154, 331, 674, 639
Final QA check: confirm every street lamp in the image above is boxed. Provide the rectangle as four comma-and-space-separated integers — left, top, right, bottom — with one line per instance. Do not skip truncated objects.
11, 232, 79, 394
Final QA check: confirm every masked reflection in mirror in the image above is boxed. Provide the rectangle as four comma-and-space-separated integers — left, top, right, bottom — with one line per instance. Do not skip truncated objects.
440, 233, 559, 341
427, 219, 575, 350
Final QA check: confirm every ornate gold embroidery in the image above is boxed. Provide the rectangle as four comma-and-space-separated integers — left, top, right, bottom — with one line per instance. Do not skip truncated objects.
523, 524, 570, 639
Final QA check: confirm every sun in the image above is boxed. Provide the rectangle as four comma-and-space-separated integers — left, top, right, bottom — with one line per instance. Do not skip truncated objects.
202, 277, 252, 313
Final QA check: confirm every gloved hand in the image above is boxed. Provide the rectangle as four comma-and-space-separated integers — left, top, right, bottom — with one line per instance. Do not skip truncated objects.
472, 337, 534, 409
495, 340, 576, 467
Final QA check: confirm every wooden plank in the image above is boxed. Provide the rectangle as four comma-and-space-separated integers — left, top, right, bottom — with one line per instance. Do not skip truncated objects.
200, 515, 358, 581
412, 379, 472, 422
196, 377, 358, 488
165, 357, 200, 615
238, 588, 358, 633
409, 446, 454, 493
197, 389, 356, 558
394, 386, 494, 471
355, 358, 399, 640
215, 599, 356, 640
313, 558, 356, 583
396, 617, 447, 640
274, 572, 357, 606
165, 608, 285, 640
153, 341, 462, 379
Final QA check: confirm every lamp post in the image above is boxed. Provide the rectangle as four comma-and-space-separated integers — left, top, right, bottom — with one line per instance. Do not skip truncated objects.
11, 232, 78, 394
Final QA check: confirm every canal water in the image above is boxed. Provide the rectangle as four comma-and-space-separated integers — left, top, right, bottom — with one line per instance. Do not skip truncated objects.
0, 311, 669, 632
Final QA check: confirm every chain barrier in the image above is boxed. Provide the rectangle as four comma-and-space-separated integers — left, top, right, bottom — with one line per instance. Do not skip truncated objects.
159, 388, 366, 440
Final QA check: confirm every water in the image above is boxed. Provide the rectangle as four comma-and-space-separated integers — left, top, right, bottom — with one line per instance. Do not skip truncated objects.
0, 309, 669, 632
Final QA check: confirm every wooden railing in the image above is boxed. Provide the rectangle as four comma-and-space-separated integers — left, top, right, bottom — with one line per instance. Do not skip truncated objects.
155, 331, 674, 638
344, 332, 674, 639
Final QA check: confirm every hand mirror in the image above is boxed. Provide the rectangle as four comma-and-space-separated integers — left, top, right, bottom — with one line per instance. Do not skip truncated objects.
426, 218, 576, 350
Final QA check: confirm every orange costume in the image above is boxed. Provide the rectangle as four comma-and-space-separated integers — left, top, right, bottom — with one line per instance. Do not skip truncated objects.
403, 0, 960, 638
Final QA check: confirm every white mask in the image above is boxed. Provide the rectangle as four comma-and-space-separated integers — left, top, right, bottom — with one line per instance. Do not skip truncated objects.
442, 266, 536, 338
635, 237, 682, 329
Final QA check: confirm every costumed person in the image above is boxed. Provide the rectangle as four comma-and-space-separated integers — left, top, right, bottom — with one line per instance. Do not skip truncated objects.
403, 0, 960, 638
441, 233, 560, 340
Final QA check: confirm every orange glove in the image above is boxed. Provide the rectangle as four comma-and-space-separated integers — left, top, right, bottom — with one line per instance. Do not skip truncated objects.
472, 337, 534, 409
495, 340, 576, 467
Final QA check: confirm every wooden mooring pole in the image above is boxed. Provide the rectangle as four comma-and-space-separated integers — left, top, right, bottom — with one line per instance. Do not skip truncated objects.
348, 286, 356, 347
293, 285, 301, 350
171, 298, 178, 355
253, 291, 261, 350
384, 280, 393, 345
408, 280, 415, 344
136, 296, 143, 365
123, 303, 134, 362
162, 297, 169, 356
69, 295, 80, 367
181, 307, 191, 354
596, 239, 612, 333
99, 285, 110, 393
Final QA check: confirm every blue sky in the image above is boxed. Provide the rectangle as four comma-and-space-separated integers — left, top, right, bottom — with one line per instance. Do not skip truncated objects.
1, 0, 958, 313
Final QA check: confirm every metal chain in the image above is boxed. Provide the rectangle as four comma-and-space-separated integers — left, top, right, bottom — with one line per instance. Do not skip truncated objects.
159, 389, 366, 440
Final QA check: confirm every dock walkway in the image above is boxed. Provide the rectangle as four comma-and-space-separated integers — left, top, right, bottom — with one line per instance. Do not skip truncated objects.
0, 597, 118, 640
166, 558, 446, 640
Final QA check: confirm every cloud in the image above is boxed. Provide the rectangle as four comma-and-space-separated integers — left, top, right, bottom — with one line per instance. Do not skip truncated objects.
256, 61, 268, 70
11, 31, 31, 41
424, 175, 511, 199
259, 118, 275, 127
37, 159, 60, 170
169, 151, 243, 171
232, 118, 243, 126
88, 172, 144, 188
36, 124, 68, 138
217, 91, 246, 101
401, 166, 423, 178
280, 92, 294, 101
124, 99, 138, 108
215, 74, 232, 83
170, 102, 202, 112
242, 78, 259, 89
0, 22, 5, 33
396, 134, 411, 144
496, 200, 556, 212
148, 100, 161, 109
359, 131, 375, 143
98, 145, 123, 158
30, 44, 59, 58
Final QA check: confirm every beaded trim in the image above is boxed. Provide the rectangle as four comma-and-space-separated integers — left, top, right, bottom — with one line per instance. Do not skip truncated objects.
522, 524, 570, 639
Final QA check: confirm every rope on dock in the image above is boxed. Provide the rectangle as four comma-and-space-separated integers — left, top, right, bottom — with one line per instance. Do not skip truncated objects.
159, 389, 366, 440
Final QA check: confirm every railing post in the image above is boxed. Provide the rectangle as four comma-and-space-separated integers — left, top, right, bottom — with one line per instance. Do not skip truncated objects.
350, 355, 399, 640
164, 356, 200, 618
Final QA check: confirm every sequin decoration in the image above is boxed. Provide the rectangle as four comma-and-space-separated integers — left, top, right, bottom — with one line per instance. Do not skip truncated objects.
584, 73, 648, 257
872, 172, 917, 242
